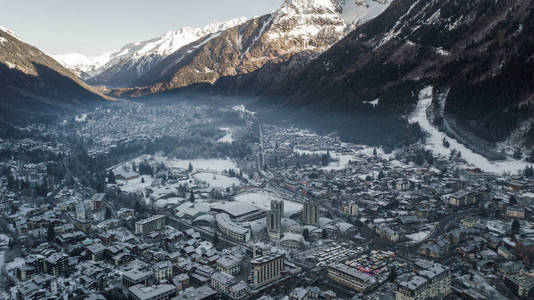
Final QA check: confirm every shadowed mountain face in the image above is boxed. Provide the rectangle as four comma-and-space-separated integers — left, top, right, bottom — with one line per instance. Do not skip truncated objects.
0, 28, 108, 123
258, 0, 534, 147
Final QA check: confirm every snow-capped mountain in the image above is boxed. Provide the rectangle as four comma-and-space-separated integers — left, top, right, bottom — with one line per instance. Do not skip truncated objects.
110, 0, 392, 97
53, 52, 113, 78
54, 17, 248, 87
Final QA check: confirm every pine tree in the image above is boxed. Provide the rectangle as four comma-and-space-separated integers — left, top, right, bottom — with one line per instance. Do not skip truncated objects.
528, 150, 534, 163
388, 268, 397, 281
188, 162, 193, 172
512, 219, 520, 235
378, 171, 385, 179
107, 170, 116, 184
47, 223, 56, 242
213, 231, 219, 244
513, 148, 522, 160
105, 206, 112, 219
189, 191, 195, 203
302, 228, 310, 241
510, 195, 517, 205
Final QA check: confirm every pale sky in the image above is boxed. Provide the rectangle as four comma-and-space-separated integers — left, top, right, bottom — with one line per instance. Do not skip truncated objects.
0, 0, 281, 56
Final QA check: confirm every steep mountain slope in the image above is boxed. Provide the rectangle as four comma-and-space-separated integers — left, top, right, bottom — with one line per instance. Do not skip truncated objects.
261, 0, 534, 151
108, 0, 391, 97
0, 26, 108, 123
53, 18, 249, 87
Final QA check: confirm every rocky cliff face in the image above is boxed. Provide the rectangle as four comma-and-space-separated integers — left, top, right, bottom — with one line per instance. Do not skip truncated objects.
0, 26, 108, 123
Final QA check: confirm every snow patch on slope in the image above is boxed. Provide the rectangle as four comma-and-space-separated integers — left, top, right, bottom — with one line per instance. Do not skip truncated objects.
409, 86, 528, 174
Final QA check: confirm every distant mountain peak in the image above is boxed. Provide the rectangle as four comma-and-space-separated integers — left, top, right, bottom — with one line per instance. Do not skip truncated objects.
53, 17, 249, 86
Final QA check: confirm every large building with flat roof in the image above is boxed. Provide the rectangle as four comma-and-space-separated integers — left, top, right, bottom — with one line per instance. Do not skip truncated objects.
216, 213, 251, 242
128, 284, 176, 300
327, 263, 376, 292
135, 215, 165, 235
395, 260, 451, 300
211, 202, 264, 222
250, 254, 284, 288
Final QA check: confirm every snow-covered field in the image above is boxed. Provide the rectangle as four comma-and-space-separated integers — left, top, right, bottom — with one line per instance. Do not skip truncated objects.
409, 86, 528, 174
168, 158, 239, 172
193, 172, 241, 189
234, 191, 303, 216
117, 175, 154, 193
322, 152, 355, 171
294, 148, 353, 170
114, 155, 239, 174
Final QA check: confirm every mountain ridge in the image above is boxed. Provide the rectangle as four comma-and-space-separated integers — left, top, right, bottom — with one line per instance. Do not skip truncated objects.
53, 17, 250, 87
0, 26, 109, 123
103, 0, 391, 98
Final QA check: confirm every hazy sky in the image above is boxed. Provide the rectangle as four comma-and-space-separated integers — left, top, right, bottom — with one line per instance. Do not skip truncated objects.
0, 0, 281, 56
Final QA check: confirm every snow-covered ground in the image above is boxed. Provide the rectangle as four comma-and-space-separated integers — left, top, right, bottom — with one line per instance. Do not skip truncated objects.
117, 175, 154, 193
168, 158, 239, 172
322, 152, 355, 171
75, 113, 87, 123
486, 220, 506, 235
294, 148, 354, 170
409, 86, 528, 174
406, 230, 431, 242
193, 172, 241, 189
155, 197, 185, 208
217, 127, 234, 143
234, 191, 303, 216
5, 257, 24, 271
